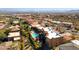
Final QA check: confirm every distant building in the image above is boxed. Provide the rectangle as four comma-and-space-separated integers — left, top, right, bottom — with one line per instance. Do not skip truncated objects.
13, 20, 19, 24
8, 31, 20, 40
8, 25, 21, 41
0, 21, 6, 29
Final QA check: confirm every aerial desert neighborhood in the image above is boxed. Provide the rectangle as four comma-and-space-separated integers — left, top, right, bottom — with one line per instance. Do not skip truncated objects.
0, 8, 79, 50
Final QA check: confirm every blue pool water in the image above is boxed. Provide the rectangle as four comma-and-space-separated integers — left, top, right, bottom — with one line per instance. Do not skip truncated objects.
31, 33, 39, 38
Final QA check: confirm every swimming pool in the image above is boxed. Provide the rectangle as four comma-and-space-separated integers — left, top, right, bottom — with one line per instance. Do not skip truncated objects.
31, 32, 39, 38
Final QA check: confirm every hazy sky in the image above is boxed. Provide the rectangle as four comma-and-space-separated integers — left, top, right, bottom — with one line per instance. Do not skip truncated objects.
0, 8, 79, 12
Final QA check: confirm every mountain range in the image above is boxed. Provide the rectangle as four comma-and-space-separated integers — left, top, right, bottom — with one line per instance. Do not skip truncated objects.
0, 8, 79, 14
